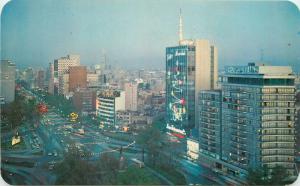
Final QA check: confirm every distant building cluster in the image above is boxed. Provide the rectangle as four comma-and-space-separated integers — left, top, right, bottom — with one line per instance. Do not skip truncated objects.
8, 53, 165, 132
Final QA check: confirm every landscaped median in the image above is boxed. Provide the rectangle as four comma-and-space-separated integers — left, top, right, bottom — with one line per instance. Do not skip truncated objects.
149, 164, 187, 185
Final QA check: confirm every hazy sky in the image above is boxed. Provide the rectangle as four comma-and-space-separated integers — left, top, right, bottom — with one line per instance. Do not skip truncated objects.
1, 0, 300, 71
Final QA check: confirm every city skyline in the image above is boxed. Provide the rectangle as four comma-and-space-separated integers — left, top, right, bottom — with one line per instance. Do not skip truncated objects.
1, 1, 300, 185
2, 1, 300, 71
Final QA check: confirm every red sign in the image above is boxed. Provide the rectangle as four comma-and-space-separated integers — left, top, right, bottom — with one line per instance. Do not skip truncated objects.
37, 103, 48, 114
171, 132, 185, 139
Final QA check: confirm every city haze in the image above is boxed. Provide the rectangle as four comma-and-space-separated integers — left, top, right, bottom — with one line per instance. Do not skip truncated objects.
1, 0, 300, 71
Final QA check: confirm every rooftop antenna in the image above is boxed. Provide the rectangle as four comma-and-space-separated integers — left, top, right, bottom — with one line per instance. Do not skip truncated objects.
179, 8, 183, 43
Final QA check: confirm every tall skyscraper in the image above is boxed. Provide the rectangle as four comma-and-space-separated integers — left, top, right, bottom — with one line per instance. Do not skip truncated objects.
220, 63, 296, 176
52, 54, 80, 95
0, 60, 16, 103
198, 63, 297, 181
166, 11, 218, 137
69, 66, 87, 93
124, 82, 138, 111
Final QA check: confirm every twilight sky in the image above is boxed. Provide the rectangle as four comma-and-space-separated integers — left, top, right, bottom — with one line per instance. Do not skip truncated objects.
1, 0, 300, 71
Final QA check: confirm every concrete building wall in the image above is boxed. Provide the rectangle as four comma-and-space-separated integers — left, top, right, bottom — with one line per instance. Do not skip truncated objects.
62, 73, 69, 96
125, 82, 138, 111
53, 54, 80, 95
194, 40, 218, 131
69, 66, 87, 92
115, 91, 125, 111
87, 73, 99, 86
0, 60, 16, 103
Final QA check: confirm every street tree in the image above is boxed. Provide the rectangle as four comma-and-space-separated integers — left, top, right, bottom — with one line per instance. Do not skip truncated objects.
247, 165, 294, 185
54, 149, 97, 185
55, 149, 120, 185
136, 125, 164, 167
1, 96, 25, 134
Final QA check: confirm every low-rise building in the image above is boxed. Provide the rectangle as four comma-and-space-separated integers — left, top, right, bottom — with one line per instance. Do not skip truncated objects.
97, 89, 125, 128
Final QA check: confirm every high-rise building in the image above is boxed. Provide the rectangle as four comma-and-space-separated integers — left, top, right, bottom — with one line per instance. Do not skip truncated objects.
166, 11, 218, 137
124, 82, 138, 111
198, 90, 222, 162
69, 66, 87, 92
197, 63, 297, 181
220, 63, 296, 176
0, 60, 16, 103
53, 54, 80, 95
97, 90, 125, 128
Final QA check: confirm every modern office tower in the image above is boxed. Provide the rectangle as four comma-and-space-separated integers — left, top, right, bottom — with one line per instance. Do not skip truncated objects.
0, 60, 16, 103
97, 90, 125, 127
220, 63, 296, 176
198, 90, 222, 163
69, 66, 87, 93
166, 11, 218, 137
124, 82, 138, 111
53, 54, 80, 95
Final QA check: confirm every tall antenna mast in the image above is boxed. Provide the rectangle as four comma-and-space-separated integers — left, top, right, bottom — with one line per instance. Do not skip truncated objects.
179, 8, 183, 43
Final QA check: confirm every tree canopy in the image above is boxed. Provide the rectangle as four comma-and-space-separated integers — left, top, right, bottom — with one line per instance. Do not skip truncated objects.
247, 165, 294, 185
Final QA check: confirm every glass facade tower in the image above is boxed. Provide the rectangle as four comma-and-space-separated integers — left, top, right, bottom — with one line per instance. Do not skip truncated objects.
166, 45, 195, 135
165, 40, 218, 137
